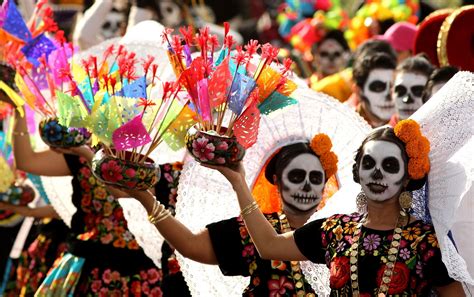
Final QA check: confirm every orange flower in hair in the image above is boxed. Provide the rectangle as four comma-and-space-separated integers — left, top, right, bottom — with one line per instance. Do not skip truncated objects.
320, 151, 338, 178
394, 119, 421, 143
394, 120, 431, 180
310, 134, 338, 178
408, 156, 430, 180
310, 134, 332, 155
406, 136, 430, 158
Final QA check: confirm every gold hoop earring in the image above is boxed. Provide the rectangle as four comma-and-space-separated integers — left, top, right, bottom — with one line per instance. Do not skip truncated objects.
399, 191, 413, 216
356, 192, 368, 214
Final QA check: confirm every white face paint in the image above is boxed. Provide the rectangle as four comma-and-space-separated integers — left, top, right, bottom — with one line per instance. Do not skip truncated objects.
359, 140, 406, 202
102, 10, 125, 39
362, 69, 395, 121
393, 72, 428, 120
159, 1, 182, 28
280, 153, 325, 212
316, 39, 348, 76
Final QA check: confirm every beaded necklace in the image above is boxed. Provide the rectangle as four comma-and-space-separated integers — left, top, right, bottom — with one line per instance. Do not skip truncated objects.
279, 213, 316, 297
349, 212, 408, 297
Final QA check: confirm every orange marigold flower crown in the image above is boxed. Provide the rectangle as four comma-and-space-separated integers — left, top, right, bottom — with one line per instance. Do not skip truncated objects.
310, 133, 338, 178
394, 119, 431, 180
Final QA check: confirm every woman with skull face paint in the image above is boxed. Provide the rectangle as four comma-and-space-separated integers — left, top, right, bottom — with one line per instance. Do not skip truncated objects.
208, 120, 465, 296
310, 30, 351, 83
210, 120, 465, 296
351, 52, 398, 128
123, 135, 339, 296
390, 55, 434, 126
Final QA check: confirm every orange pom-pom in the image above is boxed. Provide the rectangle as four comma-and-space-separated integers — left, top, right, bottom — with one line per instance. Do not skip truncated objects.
320, 151, 338, 178
310, 133, 332, 155
394, 119, 421, 143
408, 156, 430, 180
406, 136, 430, 158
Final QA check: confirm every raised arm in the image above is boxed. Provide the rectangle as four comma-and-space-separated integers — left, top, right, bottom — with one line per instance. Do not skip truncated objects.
12, 110, 71, 176
211, 163, 307, 262
124, 189, 218, 265
0, 202, 59, 219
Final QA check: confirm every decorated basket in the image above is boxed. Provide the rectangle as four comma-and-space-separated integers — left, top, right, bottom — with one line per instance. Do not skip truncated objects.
0, 183, 35, 205
185, 125, 245, 165
39, 118, 91, 148
91, 149, 161, 190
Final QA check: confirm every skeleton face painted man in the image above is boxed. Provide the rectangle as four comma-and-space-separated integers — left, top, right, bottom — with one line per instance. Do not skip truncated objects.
313, 30, 350, 78
359, 140, 406, 202
353, 53, 397, 127
279, 153, 325, 213
393, 55, 434, 120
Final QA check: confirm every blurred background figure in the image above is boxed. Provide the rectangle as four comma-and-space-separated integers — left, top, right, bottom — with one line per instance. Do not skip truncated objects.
421, 65, 459, 103
375, 22, 418, 63
391, 54, 434, 125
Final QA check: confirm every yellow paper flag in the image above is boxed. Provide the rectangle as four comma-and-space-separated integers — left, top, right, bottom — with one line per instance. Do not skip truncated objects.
0, 80, 24, 117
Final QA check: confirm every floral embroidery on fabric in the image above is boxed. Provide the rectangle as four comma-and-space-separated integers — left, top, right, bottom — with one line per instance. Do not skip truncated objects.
238, 213, 315, 296
77, 267, 163, 296
321, 214, 446, 296
75, 157, 140, 250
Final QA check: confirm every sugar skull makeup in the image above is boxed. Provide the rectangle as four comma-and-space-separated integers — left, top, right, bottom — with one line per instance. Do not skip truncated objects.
316, 39, 348, 76
362, 69, 395, 121
394, 72, 428, 120
159, 0, 182, 28
358, 140, 406, 202
280, 153, 325, 212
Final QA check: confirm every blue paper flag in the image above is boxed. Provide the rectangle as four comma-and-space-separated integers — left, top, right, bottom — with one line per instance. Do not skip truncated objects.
76, 76, 95, 109
229, 72, 256, 116
121, 76, 147, 98
2, 0, 32, 41
21, 34, 57, 67
258, 92, 298, 115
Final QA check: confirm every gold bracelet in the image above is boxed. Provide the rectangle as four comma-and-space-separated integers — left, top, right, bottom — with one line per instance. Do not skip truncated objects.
12, 131, 28, 136
148, 200, 172, 225
241, 201, 259, 217
241, 201, 257, 215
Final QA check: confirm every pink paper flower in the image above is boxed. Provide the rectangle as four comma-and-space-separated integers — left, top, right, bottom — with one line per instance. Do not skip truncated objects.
216, 141, 229, 151
192, 137, 215, 162
101, 160, 123, 183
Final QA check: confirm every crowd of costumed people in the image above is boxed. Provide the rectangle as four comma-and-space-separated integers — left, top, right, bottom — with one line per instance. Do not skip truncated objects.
0, 0, 473, 296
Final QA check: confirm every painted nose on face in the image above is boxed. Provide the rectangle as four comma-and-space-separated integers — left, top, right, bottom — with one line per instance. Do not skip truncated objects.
402, 95, 414, 104
371, 168, 383, 180
302, 181, 312, 192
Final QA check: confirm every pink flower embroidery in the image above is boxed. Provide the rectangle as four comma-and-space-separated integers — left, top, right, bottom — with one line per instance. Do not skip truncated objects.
102, 269, 112, 284
91, 280, 102, 293
216, 141, 229, 151
268, 276, 294, 297
147, 268, 162, 284
242, 244, 255, 257
192, 137, 215, 161
150, 287, 163, 297
125, 168, 136, 178
215, 157, 226, 164
101, 160, 123, 183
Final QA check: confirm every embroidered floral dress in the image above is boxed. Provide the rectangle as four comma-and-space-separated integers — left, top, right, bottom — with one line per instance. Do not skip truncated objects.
36, 155, 163, 296
294, 213, 454, 296
207, 212, 316, 297
3, 219, 68, 296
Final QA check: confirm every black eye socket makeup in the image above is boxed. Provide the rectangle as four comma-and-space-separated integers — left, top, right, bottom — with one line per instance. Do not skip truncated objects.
361, 155, 376, 170
382, 157, 400, 174
368, 81, 388, 93
309, 171, 323, 185
394, 85, 407, 97
288, 169, 306, 183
